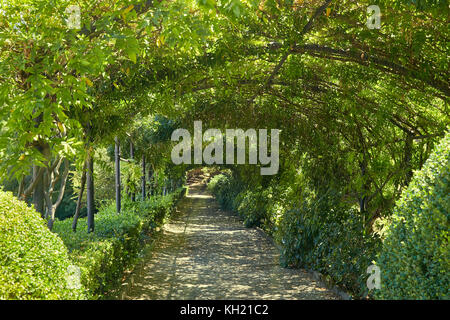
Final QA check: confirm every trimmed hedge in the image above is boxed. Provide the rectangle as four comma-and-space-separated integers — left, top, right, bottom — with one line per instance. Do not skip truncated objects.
0, 187, 185, 300
376, 133, 449, 299
0, 190, 84, 300
53, 187, 186, 298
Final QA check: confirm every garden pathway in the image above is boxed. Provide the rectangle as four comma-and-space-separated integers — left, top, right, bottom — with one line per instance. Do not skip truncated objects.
118, 183, 338, 300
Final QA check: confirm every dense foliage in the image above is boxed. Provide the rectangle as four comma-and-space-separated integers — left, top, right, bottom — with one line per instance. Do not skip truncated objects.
277, 191, 381, 297
376, 132, 449, 300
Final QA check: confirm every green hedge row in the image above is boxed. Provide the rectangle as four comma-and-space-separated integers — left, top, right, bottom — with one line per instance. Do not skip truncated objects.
0, 187, 186, 299
376, 132, 449, 299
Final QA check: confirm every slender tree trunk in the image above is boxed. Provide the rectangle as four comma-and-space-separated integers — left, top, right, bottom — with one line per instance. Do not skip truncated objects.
46, 158, 70, 231
130, 140, 135, 202
32, 112, 46, 217
42, 170, 54, 229
17, 177, 24, 199
72, 161, 87, 232
141, 154, 146, 201
33, 164, 45, 218
115, 137, 121, 213
148, 167, 152, 197
20, 167, 44, 201
154, 171, 158, 196
86, 149, 95, 233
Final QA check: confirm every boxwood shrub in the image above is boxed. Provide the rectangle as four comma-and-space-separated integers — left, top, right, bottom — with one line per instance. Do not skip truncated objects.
376, 133, 449, 299
0, 186, 185, 300
0, 190, 85, 300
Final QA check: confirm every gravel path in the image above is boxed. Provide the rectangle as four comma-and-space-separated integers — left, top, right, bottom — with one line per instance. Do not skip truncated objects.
118, 183, 339, 300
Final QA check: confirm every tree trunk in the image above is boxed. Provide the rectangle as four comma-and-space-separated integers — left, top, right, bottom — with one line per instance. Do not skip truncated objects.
33, 164, 45, 218
17, 177, 24, 199
115, 137, 121, 213
42, 170, 53, 226
72, 161, 87, 232
86, 149, 95, 233
32, 112, 46, 217
141, 154, 146, 201
148, 167, 152, 197
130, 140, 135, 202
154, 171, 158, 196
46, 158, 70, 230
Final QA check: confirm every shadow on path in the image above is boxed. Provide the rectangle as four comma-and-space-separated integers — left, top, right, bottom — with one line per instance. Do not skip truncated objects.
118, 183, 339, 300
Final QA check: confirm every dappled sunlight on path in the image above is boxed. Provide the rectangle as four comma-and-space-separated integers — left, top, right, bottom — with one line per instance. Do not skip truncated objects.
119, 183, 338, 300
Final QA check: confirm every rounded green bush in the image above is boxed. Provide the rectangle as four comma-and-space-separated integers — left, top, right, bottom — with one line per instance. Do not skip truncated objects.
376, 132, 449, 299
0, 190, 84, 299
